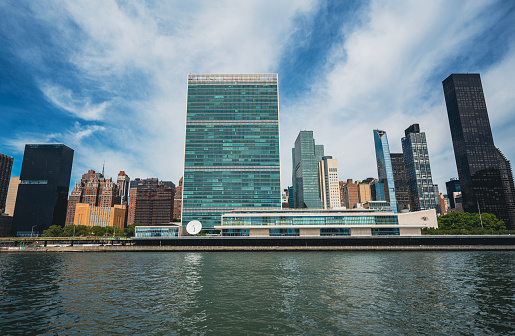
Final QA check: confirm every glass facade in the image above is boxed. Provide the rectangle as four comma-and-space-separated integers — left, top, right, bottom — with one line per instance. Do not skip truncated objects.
443, 74, 515, 229
402, 124, 437, 211
292, 131, 324, 208
135, 226, 179, 237
373, 130, 397, 213
183, 74, 281, 232
11, 144, 74, 236
221, 229, 250, 236
222, 215, 399, 226
320, 228, 350, 236
269, 228, 300, 236
371, 228, 400, 236
390, 153, 410, 211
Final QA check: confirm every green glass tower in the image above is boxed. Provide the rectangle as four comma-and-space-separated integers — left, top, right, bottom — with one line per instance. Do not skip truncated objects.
182, 74, 281, 233
292, 131, 324, 208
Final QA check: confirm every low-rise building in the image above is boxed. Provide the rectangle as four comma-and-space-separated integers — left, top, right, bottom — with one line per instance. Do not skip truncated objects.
216, 208, 437, 237
74, 203, 127, 230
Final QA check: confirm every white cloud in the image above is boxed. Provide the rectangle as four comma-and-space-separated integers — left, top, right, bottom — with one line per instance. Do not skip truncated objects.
41, 84, 109, 121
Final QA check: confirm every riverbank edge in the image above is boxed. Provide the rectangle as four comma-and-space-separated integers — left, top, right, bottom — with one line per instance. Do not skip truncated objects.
2, 245, 515, 252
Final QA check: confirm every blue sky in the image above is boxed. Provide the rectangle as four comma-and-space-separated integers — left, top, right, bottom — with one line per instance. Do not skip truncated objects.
1, 0, 514, 193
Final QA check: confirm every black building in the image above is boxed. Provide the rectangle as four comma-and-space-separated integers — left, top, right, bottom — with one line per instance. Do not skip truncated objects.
11, 144, 74, 236
445, 178, 461, 209
443, 74, 515, 229
390, 153, 410, 212
0, 153, 14, 212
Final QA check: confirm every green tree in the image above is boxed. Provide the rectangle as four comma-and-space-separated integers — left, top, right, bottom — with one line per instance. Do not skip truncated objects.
63, 225, 90, 237
431, 212, 506, 234
123, 222, 143, 237
41, 225, 64, 237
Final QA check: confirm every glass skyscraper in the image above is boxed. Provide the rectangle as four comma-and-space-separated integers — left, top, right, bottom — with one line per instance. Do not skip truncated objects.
401, 124, 436, 211
182, 74, 281, 232
443, 73, 515, 229
373, 129, 397, 213
11, 144, 74, 236
292, 130, 324, 208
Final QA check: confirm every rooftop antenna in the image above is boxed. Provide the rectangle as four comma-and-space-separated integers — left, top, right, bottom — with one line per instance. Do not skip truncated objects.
102, 161, 105, 177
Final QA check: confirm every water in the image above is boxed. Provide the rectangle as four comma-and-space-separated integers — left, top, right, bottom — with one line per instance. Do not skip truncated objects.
0, 251, 514, 335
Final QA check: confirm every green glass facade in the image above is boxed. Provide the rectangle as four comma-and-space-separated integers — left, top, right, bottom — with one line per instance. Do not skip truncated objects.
183, 74, 281, 232
222, 215, 399, 226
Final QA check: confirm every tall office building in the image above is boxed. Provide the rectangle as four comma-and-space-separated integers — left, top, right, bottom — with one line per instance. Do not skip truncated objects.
173, 177, 183, 220
445, 178, 461, 209
182, 74, 281, 232
443, 73, 515, 229
4, 176, 20, 216
292, 130, 324, 208
373, 129, 397, 213
317, 156, 341, 209
117, 171, 130, 204
402, 124, 437, 211
129, 178, 175, 226
340, 179, 359, 209
390, 153, 410, 212
11, 144, 74, 236
65, 170, 121, 226
0, 153, 14, 212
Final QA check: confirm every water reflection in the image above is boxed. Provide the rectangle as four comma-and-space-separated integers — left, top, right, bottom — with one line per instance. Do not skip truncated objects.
0, 251, 514, 335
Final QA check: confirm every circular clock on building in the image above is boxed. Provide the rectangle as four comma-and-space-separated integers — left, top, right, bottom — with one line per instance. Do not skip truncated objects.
186, 220, 202, 235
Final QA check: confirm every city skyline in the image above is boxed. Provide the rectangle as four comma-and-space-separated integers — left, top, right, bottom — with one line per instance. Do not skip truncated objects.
1, 1, 514, 193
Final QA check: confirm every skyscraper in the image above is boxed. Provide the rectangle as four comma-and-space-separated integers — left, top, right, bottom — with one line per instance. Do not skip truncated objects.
402, 124, 436, 211
373, 129, 397, 213
182, 74, 281, 232
443, 73, 515, 229
173, 177, 183, 220
390, 153, 410, 211
117, 171, 130, 204
0, 153, 14, 212
445, 178, 461, 209
11, 144, 74, 236
4, 176, 20, 216
292, 130, 324, 208
317, 156, 341, 209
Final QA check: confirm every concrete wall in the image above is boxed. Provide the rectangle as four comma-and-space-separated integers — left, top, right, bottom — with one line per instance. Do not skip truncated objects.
398, 209, 438, 228
300, 228, 320, 236
351, 227, 371, 236
399, 228, 421, 236
249, 228, 269, 236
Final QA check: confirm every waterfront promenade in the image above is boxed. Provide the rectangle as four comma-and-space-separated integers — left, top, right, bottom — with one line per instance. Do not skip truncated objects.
2, 235, 515, 252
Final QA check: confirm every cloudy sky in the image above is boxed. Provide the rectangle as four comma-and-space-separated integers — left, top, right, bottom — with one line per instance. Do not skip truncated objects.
1, 0, 514, 193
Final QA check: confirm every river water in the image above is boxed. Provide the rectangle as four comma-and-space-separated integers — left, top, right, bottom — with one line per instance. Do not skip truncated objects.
0, 251, 514, 335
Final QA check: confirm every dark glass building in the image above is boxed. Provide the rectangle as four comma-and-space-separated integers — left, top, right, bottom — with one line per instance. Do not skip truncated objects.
402, 124, 436, 211
182, 74, 281, 232
292, 130, 324, 208
443, 73, 515, 229
11, 144, 74, 236
445, 178, 461, 209
390, 153, 410, 212
0, 153, 14, 212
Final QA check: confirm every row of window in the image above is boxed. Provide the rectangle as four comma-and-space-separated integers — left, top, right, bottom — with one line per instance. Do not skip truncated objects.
220, 228, 400, 236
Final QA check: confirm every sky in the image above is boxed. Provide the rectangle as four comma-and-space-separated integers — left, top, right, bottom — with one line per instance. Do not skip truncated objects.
1, 0, 514, 194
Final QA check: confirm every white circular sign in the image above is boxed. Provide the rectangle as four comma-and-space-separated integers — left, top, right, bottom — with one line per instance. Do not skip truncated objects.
186, 220, 202, 235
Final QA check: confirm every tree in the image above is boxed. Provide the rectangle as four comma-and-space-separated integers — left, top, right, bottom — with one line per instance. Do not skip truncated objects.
123, 222, 143, 237
429, 212, 507, 235
41, 225, 64, 237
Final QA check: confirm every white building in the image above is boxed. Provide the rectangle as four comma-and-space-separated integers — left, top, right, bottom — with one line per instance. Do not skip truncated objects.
318, 156, 341, 209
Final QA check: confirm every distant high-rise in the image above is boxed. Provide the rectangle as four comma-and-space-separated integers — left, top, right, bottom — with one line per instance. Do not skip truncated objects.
117, 171, 130, 204
341, 179, 359, 209
292, 130, 324, 208
445, 178, 461, 209
373, 129, 397, 213
173, 177, 183, 220
443, 73, 515, 228
65, 170, 121, 226
402, 124, 436, 211
0, 153, 14, 212
129, 178, 175, 226
390, 153, 410, 211
317, 156, 341, 209
4, 176, 20, 216
182, 74, 281, 232
12, 144, 74, 236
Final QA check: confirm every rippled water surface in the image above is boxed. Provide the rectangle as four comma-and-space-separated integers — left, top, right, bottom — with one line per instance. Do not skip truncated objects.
0, 251, 514, 335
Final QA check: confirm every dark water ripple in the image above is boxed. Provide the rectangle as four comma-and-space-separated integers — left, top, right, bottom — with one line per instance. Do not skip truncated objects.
0, 251, 514, 335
